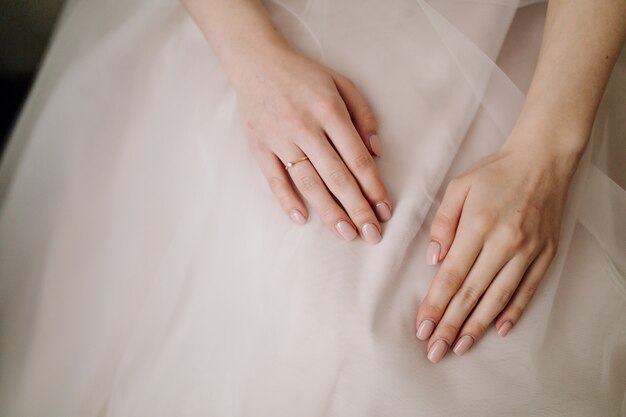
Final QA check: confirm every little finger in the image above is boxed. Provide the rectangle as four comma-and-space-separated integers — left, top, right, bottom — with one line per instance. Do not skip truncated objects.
495, 246, 557, 337
254, 147, 308, 225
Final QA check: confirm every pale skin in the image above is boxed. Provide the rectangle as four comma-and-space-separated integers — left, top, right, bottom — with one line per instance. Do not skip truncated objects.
181, 0, 626, 362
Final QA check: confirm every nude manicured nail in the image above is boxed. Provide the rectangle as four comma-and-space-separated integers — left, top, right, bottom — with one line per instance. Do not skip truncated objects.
374, 201, 392, 222
416, 319, 435, 341
335, 220, 357, 241
289, 209, 306, 225
497, 321, 513, 337
426, 240, 441, 265
427, 339, 449, 363
368, 134, 382, 157
361, 222, 382, 244
453, 335, 475, 356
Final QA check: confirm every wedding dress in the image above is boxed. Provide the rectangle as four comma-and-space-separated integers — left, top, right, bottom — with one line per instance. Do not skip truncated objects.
0, 0, 624, 415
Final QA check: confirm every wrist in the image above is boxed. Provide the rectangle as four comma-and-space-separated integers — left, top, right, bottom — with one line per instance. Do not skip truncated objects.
503, 93, 594, 167
182, 0, 297, 87
501, 122, 588, 181
219, 39, 297, 92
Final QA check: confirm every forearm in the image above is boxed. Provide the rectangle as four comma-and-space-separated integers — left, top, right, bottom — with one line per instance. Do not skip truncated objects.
505, 0, 626, 161
180, 0, 294, 85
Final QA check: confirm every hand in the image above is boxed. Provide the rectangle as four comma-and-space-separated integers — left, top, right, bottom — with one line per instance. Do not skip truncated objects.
231, 45, 392, 243
414, 139, 581, 363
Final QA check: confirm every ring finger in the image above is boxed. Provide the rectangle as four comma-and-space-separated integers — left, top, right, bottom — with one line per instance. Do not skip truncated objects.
278, 145, 360, 242
450, 253, 533, 356
423, 240, 512, 362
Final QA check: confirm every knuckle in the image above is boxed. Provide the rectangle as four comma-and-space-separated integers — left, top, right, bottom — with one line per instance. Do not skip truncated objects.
360, 108, 377, 128
518, 200, 542, 223
520, 242, 538, 259
499, 224, 525, 249
507, 304, 525, 320
493, 287, 514, 310
295, 175, 319, 193
431, 213, 453, 239
350, 204, 374, 222
457, 285, 482, 306
351, 152, 374, 171
522, 284, 537, 301
439, 322, 460, 338
327, 168, 352, 188
319, 204, 339, 222
465, 320, 487, 337
438, 268, 464, 292
318, 99, 344, 119
471, 213, 494, 235
352, 153, 374, 171
287, 114, 320, 138
422, 302, 445, 319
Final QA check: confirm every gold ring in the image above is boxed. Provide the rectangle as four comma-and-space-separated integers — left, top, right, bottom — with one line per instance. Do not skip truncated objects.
284, 155, 309, 170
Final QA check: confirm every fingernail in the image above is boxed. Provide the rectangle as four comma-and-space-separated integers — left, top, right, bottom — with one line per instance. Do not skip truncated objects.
427, 339, 449, 363
426, 240, 441, 265
361, 222, 382, 244
497, 321, 513, 337
335, 220, 357, 241
416, 319, 435, 340
368, 134, 382, 157
452, 335, 475, 356
374, 201, 392, 222
289, 209, 306, 225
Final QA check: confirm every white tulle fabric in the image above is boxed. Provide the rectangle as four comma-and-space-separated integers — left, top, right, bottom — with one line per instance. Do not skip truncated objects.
0, 0, 624, 416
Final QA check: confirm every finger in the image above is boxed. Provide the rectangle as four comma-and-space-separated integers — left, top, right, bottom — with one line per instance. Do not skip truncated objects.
316, 100, 393, 223
427, 178, 471, 265
331, 73, 381, 157
494, 245, 557, 337
253, 147, 309, 225
324, 119, 393, 223
297, 132, 384, 244
450, 253, 533, 356
423, 239, 514, 362
279, 146, 359, 241
415, 219, 484, 345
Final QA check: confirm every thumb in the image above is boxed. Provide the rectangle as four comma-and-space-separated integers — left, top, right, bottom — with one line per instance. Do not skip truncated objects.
331, 72, 382, 157
427, 178, 470, 265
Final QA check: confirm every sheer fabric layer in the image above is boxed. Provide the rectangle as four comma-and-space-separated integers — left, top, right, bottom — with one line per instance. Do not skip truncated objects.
0, 0, 624, 416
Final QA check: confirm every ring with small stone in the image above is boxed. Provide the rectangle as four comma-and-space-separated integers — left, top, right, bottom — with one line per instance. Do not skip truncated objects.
284, 155, 309, 170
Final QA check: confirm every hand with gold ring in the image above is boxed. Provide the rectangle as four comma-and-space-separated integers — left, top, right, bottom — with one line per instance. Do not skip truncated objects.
284, 156, 310, 170
250, 52, 392, 244
184, 1, 393, 243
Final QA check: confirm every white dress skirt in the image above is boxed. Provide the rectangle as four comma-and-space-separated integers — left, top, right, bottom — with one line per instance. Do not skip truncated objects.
0, 0, 624, 415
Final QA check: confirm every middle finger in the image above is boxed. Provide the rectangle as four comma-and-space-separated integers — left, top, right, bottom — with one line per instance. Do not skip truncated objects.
297, 131, 383, 244
280, 146, 359, 241
424, 239, 513, 362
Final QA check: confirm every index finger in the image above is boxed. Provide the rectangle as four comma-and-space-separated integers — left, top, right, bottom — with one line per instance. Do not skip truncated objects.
415, 224, 484, 341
